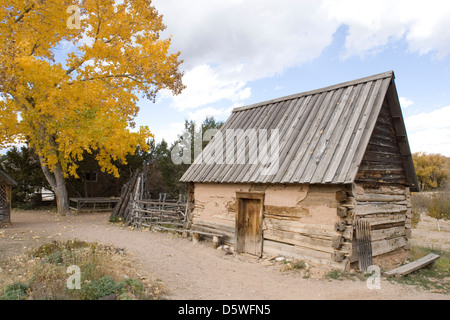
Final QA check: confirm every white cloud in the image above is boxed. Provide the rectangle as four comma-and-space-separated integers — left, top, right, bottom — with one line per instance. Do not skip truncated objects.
152, 0, 450, 126
399, 97, 414, 109
187, 106, 234, 124
154, 0, 335, 76
405, 106, 450, 156
152, 121, 185, 145
159, 64, 251, 111
323, 0, 450, 59
154, 0, 337, 110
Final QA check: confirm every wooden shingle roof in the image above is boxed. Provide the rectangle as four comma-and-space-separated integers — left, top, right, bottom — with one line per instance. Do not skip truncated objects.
181, 71, 418, 191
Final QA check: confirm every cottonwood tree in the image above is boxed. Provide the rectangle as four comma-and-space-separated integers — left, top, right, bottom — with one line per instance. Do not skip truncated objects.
413, 152, 449, 191
427, 193, 450, 231
0, 1, 184, 214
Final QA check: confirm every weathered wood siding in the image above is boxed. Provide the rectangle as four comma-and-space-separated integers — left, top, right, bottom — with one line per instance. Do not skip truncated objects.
351, 99, 411, 260
0, 185, 12, 224
351, 185, 411, 259
355, 100, 407, 188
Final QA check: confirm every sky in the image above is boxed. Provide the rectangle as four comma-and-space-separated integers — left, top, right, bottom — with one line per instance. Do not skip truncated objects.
131, 0, 450, 157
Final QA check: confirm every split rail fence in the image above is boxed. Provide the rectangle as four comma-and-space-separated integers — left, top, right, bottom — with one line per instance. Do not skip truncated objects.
110, 171, 188, 233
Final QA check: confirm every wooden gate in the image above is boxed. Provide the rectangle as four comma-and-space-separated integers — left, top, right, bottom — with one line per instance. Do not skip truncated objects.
236, 192, 264, 257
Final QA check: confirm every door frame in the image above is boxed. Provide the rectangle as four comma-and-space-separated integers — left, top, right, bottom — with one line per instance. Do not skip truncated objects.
235, 192, 265, 257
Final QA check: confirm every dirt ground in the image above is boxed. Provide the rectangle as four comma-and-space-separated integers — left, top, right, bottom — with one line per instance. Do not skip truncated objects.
1, 208, 449, 300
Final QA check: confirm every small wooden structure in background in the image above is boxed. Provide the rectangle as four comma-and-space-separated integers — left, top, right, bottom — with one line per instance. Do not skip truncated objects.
69, 197, 120, 214
0, 169, 17, 225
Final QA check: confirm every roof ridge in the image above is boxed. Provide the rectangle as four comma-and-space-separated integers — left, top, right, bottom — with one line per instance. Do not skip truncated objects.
232, 70, 394, 113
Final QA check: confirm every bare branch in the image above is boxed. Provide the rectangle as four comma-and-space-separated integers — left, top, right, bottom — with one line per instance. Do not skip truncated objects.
15, 4, 35, 23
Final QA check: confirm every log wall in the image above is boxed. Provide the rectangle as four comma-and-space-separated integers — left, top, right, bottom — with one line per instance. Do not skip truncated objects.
350, 184, 411, 260
351, 97, 411, 262
355, 100, 407, 188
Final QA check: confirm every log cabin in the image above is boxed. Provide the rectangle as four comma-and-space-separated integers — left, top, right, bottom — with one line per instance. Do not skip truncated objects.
0, 169, 17, 225
180, 71, 419, 271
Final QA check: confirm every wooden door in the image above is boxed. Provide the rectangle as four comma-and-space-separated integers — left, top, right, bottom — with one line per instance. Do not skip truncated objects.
236, 192, 264, 257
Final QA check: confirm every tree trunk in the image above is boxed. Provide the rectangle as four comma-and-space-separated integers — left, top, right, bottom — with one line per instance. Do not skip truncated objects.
39, 157, 71, 215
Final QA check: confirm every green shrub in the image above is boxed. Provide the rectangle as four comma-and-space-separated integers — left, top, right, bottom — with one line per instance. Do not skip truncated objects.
325, 269, 344, 280
119, 278, 144, 295
109, 216, 121, 223
80, 263, 102, 281
1, 282, 29, 300
45, 250, 64, 264
81, 276, 118, 300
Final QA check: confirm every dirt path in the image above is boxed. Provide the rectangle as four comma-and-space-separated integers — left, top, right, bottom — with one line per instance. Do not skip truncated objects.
1, 209, 449, 300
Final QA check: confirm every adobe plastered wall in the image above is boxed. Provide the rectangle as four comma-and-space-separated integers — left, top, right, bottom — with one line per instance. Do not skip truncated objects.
190, 183, 350, 269
191, 183, 342, 227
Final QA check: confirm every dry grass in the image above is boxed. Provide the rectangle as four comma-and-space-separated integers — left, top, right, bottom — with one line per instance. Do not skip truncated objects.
0, 240, 163, 300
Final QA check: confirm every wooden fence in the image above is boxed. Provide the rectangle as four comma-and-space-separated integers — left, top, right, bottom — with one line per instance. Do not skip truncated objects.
129, 197, 188, 232
109, 170, 189, 232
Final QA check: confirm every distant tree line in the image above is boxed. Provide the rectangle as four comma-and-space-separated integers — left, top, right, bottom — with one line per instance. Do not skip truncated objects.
411, 152, 450, 231
412, 152, 449, 191
0, 117, 223, 207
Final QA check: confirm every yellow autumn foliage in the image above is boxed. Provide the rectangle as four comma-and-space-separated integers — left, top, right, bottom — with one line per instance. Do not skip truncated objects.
0, 0, 184, 181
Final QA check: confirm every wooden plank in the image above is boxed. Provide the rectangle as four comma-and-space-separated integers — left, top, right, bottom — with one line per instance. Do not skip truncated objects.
188, 230, 224, 238
357, 213, 406, 227
384, 254, 440, 277
323, 83, 366, 183
235, 100, 288, 183
257, 97, 310, 183
356, 186, 406, 195
265, 218, 338, 239
258, 98, 309, 183
264, 227, 348, 252
263, 240, 348, 270
339, 79, 386, 183
274, 94, 323, 183
355, 193, 406, 202
227, 107, 272, 182
353, 203, 406, 216
310, 86, 355, 183
264, 230, 351, 255
370, 226, 406, 241
192, 218, 235, 234
218, 106, 266, 182
284, 91, 333, 182
371, 236, 407, 256
291, 89, 342, 182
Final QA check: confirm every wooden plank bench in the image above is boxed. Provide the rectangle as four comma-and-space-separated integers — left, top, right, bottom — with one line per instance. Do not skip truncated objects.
188, 229, 223, 247
384, 253, 440, 278
69, 197, 120, 214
